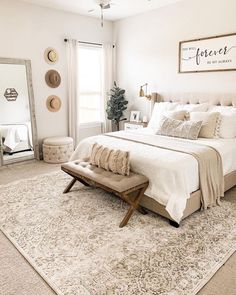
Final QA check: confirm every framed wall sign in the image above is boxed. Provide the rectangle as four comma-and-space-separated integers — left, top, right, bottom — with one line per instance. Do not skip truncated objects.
4, 88, 18, 101
179, 33, 236, 73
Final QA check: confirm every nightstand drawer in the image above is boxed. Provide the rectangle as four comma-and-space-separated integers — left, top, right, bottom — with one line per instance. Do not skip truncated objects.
124, 123, 145, 131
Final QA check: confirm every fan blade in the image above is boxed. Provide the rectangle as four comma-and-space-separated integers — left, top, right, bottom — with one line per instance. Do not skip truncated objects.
88, 9, 95, 13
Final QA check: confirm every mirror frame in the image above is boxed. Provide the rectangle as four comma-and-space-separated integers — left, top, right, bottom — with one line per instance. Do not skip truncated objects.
0, 57, 39, 165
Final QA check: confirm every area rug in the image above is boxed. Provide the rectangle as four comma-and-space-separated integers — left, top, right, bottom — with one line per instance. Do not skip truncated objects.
0, 172, 235, 295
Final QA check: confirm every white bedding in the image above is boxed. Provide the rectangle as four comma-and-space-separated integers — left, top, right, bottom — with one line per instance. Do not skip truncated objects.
71, 128, 236, 222
0, 122, 32, 150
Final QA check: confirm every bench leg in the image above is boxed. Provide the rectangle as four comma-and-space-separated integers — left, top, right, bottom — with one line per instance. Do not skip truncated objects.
119, 206, 135, 228
119, 186, 147, 228
77, 177, 90, 187
63, 178, 77, 194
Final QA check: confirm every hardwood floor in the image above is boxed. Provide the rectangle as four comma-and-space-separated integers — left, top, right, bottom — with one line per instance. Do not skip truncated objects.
0, 160, 235, 295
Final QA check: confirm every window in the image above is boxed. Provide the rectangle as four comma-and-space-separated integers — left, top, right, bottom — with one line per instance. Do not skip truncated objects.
78, 44, 102, 125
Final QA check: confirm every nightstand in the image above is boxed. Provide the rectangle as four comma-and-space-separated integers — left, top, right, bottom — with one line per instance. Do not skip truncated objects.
124, 121, 148, 131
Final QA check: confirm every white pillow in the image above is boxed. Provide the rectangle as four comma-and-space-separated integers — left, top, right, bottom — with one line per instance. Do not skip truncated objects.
208, 105, 236, 112
148, 102, 178, 129
209, 106, 236, 138
175, 103, 209, 112
190, 112, 220, 138
164, 110, 188, 121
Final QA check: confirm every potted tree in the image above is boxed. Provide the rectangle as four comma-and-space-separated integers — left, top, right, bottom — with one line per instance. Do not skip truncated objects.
106, 82, 128, 131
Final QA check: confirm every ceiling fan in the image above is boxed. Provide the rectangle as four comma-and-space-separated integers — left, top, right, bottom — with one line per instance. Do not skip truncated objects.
88, 0, 114, 27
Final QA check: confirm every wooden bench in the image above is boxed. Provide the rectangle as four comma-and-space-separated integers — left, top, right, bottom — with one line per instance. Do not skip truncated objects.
61, 159, 149, 227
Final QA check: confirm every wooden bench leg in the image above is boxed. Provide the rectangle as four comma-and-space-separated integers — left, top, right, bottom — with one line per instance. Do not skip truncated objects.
63, 178, 76, 194
119, 206, 135, 228
77, 177, 90, 187
119, 186, 147, 228
63, 175, 91, 194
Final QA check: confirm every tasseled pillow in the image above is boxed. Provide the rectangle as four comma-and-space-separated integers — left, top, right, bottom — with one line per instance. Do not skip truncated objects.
89, 143, 130, 176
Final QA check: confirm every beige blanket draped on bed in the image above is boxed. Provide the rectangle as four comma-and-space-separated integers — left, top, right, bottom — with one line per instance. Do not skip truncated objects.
105, 132, 224, 209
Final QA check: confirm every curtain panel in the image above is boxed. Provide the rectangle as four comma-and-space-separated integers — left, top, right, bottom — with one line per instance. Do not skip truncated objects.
66, 39, 79, 146
102, 44, 114, 133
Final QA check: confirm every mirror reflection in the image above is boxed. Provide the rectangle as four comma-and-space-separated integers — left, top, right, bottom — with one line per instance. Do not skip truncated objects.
0, 63, 34, 165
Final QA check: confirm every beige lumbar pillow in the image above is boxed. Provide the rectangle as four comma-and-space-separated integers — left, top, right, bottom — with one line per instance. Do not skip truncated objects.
90, 143, 130, 176
190, 112, 220, 138
156, 116, 202, 140
164, 110, 189, 121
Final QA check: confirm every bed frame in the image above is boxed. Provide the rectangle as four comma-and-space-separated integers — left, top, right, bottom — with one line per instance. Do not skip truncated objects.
141, 171, 236, 227
140, 92, 236, 227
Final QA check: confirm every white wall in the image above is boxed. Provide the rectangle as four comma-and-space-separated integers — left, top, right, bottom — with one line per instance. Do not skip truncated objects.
1, 0, 235, 138
0, 0, 113, 141
114, 0, 236, 120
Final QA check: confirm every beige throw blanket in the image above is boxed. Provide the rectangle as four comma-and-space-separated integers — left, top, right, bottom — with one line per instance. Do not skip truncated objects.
105, 132, 224, 209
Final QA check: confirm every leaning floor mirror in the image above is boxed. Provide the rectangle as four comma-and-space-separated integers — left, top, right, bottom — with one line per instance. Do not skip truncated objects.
0, 58, 39, 166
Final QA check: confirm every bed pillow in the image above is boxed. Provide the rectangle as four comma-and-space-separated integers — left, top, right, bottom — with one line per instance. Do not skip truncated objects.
208, 105, 236, 112
175, 102, 209, 112
189, 112, 220, 138
219, 113, 236, 138
209, 106, 236, 138
156, 116, 202, 140
164, 110, 188, 121
90, 143, 130, 176
148, 102, 178, 129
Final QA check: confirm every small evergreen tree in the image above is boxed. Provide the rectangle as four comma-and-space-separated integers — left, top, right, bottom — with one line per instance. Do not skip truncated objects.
106, 82, 128, 131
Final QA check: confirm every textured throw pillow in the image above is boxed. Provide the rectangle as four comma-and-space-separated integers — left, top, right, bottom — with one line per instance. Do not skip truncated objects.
156, 116, 202, 140
148, 102, 178, 129
90, 143, 130, 176
164, 110, 189, 121
209, 106, 236, 138
90, 143, 102, 166
175, 103, 209, 112
190, 112, 220, 138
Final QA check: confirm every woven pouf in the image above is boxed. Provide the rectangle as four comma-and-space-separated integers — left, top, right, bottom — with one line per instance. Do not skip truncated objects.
43, 137, 74, 164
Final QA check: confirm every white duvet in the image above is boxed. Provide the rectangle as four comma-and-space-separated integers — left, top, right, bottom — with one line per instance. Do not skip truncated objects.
71, 128, 236, 222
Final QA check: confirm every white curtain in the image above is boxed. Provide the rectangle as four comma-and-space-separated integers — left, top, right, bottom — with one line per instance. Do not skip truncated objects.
101, 44, 114, 133
66, 39, 79, 146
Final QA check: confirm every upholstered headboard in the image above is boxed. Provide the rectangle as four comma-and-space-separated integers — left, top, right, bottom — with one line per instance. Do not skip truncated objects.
156, 92, 236, 107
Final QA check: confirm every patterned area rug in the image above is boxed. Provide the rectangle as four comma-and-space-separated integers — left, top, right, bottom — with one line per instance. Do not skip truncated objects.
0, 172, 235, 295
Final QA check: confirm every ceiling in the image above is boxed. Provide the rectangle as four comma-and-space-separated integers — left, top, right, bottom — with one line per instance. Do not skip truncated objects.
19, 0, 183, 21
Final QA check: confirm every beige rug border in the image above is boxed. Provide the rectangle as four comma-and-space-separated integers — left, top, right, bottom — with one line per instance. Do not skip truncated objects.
0, 226, 64, 295
1, 171, 236, 295
0, 171, 65, 295
2, 225, 235, 295
192, 247, 235, 295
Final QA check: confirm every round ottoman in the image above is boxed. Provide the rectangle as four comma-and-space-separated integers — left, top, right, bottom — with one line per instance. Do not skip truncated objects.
43, 137, 74, 164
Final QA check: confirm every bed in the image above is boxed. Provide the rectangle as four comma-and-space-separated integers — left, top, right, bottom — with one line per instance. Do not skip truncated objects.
0, 122, 33, 154
71, 94, 236, 225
